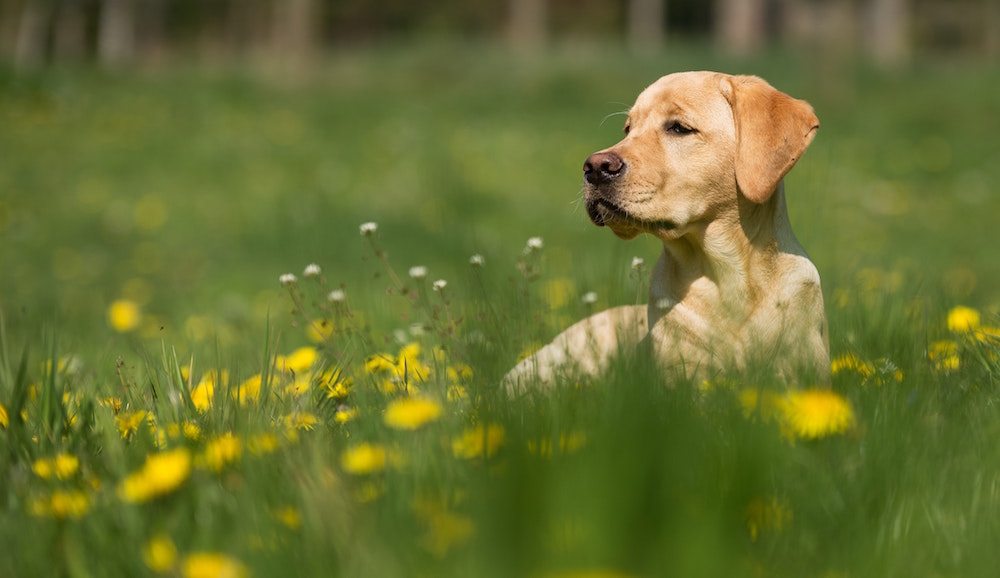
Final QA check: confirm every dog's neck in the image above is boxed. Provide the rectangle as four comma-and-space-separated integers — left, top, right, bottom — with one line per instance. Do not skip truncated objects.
648, 181, 801, 324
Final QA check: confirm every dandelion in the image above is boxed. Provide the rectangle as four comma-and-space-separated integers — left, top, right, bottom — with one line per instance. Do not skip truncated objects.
116, 409, 149, 438
273, 506, 302, 530
303, 263, 322, 277
581, 291, 598, 304
929, 339, 960, 371
383, 397, 442, 430
328, 289, 346, 302
341, 442, 387, 475
33, 453, 80, 480
948, 305, 980, 333
409, 266, 427, 279
279, 273, 297, 286
469, 254, 485, 267
335, 406, 358, 423
143, 534, 178, 573
118, 448, 192, 503
107, 299, 142, 333
190, 380, 215, 412
413, 500, 476, 558
359, 221, 378, 236
631, 256, 644, 270
0, 402, 7, 429
432, 279, 447, 292
452, 424, 505, 459
283, 412, 319, 431
181, 553, 248, 578
526, 236, 544, 251
779, 389, 855, 440
197, 433, 242, 472
281, 346, 317, 373
234, 374, 262, 406
30, 489, 91, 519
247, 432, 281, 455
745, 496, 792, 542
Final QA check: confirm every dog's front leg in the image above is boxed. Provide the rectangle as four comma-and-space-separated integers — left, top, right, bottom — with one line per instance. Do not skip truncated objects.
502, 305, 648, 394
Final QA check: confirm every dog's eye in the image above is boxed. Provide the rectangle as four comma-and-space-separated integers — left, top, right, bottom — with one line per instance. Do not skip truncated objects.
623, 124, 631, 135
665, 122, 695, 135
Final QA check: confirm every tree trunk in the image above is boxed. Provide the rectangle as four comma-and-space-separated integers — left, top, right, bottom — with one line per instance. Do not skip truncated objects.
628, 0, 666, 51
15, 0, 54, 68
271, 0, 320, 74
715, 0, 766, 55
866, 0, 911, 67
98, 0, 135, 68
986, 0, 1000, 61
508, 0, 547, 52
54, 0, 87, 62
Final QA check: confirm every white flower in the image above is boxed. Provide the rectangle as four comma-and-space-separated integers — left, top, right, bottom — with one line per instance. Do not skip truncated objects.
526, 237, 544, 250
279, 273, 298, 286
631, 256, 645, 270
469, 254, 485, 267
432, 279, 447, 292
655, 297, 672, 310
581, 291, 598, 304
408, 266, 427, 279
408, 323, 426, 337
303, 263, 322, 277
359, 222, 378, 236
327, 289, 346, 302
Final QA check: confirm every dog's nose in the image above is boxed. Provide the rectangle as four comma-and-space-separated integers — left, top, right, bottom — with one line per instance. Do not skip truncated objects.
583, 151, 625, 185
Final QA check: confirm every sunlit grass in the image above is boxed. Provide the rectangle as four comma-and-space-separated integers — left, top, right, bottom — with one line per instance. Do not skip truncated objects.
2, 44, 1000, 577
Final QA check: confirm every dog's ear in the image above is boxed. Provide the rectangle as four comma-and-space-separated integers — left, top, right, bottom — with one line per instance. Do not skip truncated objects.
721, 75, 819, 204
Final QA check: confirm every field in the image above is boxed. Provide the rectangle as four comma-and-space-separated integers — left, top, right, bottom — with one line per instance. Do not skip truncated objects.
2, 43, 1000, 577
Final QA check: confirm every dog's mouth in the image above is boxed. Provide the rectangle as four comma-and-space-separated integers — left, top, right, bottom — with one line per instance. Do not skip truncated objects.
586, 198, 676, 233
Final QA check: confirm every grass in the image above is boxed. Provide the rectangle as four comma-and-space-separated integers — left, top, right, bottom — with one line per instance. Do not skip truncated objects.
2, 41, 1000, 577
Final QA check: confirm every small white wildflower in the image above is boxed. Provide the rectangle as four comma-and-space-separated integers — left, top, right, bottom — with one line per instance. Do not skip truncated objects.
526, 237, 544, 250
581, 291, 598, 304
327, 289, 346, 303
433, 279, 447, 292
469, 254, 485, 267
631, 257, 645, 270
359, 222, 378, 236
655, 297, 672, 310
409, 323, 426, 337
303, 263, 322, 277
409, 266, 427, 279
279, 273, 298, 286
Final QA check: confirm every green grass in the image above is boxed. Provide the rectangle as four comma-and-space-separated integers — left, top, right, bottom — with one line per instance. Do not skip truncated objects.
2, 42, 1000, 577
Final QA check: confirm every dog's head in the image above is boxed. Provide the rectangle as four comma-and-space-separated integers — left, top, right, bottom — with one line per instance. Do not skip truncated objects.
584, 71, 819, 240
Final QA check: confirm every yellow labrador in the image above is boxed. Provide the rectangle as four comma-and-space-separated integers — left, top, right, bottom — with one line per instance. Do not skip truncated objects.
505, 71, 828, 391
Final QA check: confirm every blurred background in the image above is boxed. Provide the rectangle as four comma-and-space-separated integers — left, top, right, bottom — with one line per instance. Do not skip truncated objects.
1, 0, 998, 362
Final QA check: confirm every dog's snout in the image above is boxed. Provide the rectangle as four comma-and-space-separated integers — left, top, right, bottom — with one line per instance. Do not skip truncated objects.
583, 151, 625, 185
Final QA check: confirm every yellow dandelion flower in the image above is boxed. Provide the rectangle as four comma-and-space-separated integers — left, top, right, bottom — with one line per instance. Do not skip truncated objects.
383, 397, 442, 430
99, 396, 123, 414
143, 533, 178, 573
281, 346, 317, 373
247, 432, 281, 455
354, 480, 385, 503
413, 501, 475, 558
543, 277, 575, 310
306, 319, 334, 343
282, 372, 312, 397
364, 353, 396, 374
273, 506, 301, 530
33, 453, 80, 479
182, 421, 201, 440
190, 381, 214, 412
107, 299, 143, 333
830, 353, 873, 378
0, 402, 7, 429
779, 389, 855, 440
181, 553, 248, 578
527, 431, 587, 457
283, 412, 319, 431
746, 496, 792, 542
334, 407, 358, 424
446, 364, 474, 382
116, 409, 149, 438
233, 374, 261, 406
928, 340, 960, 371
739, 388, 783, 421
341, 442, 387, 475
948, 305, 981, 333
118, 448, 192, 503
322, 372, 353, 399
452, 424, 505, 459
197, 433, 242, 472
31, 489, 91, 519
447, 385, 468, 403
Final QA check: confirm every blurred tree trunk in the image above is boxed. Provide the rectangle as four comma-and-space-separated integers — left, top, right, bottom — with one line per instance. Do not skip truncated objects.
15, 0, 54, 68
98, 0, 135, 68
628, 0, 666, 51
54, 0, 87, 62
715, 0, 766, 54
508, 0, 547, 51
136, 0, 169, 62
866, 0, 911, 66
986, 0, 1000, 60
271, 0, 320, 73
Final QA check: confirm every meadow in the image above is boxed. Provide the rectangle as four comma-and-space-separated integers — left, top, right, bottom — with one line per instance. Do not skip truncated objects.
1, 42, 1000, 577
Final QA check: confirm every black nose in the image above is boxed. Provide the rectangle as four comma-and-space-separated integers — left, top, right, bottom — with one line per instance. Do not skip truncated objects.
583, 151, 625, 185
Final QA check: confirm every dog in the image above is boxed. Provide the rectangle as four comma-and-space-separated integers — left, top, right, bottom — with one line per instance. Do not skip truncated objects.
504, 71, 829, 391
